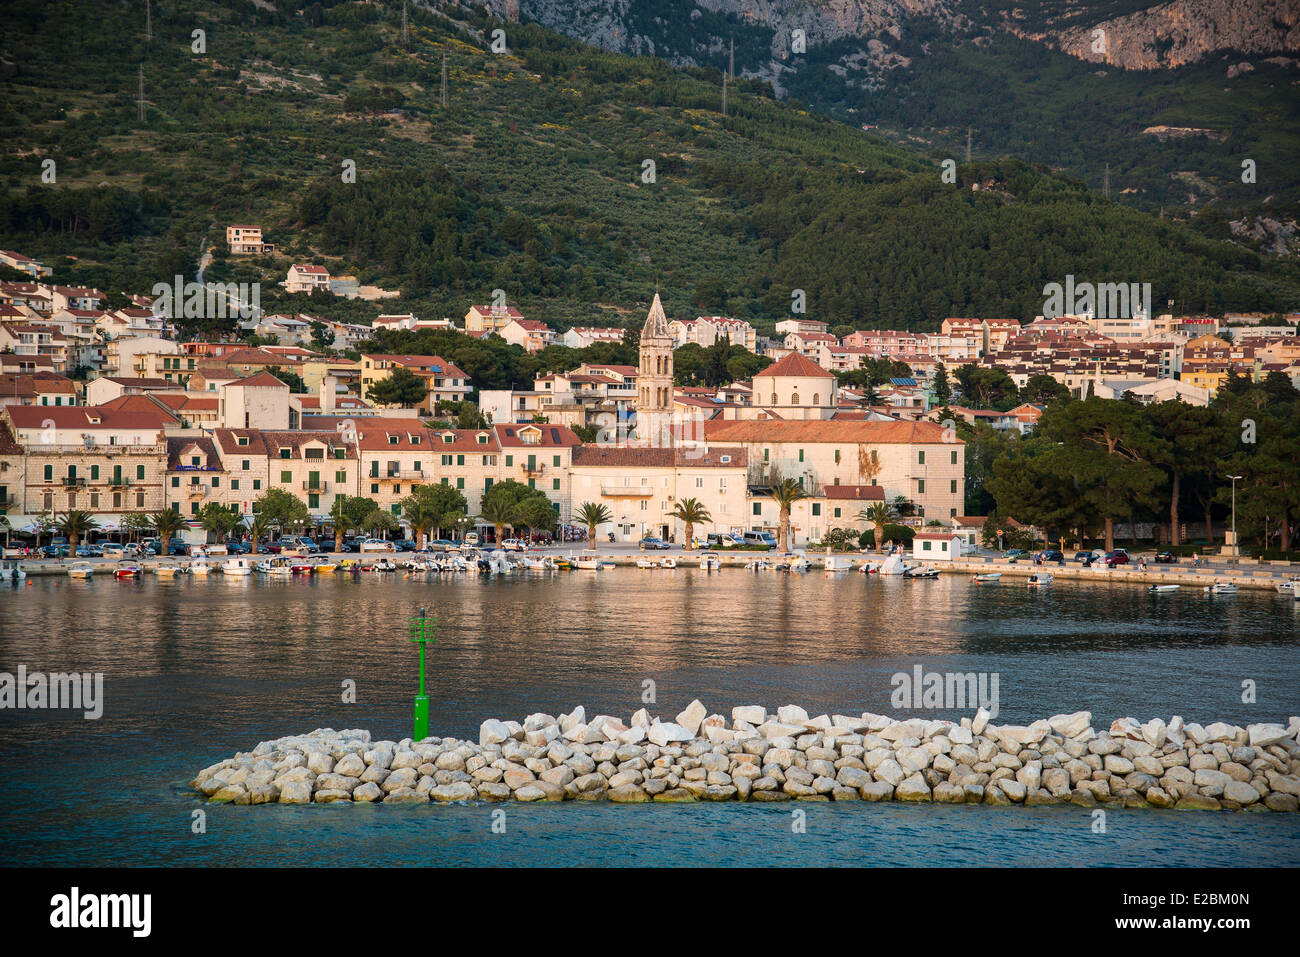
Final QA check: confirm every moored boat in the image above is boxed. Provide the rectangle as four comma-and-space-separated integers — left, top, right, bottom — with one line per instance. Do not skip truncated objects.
222, 557, 253, 577
1026, 572, 1054, 587
114, 562, 142, 580
1, 559, 26, 582
904, 564, 940, 579
188, 558, 214, 576
1149, 583, 1179, 593
636, 557, 657, 569
1205, 581, 1238, 595
972, 572, 1001, 583
658, 557, 677, 569
154, 562, 186, 578
698, 551, 721, 571
67, 562, 94, 579
574, 555, 602, 570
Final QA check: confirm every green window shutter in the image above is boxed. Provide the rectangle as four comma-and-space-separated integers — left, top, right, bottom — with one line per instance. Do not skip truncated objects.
231, 479, 240, 490
137, 465, 145, 480
44, 465, 52, 480
457, 478, 465, 490
552, 455, 560, 467
171, 476, 179, 487
336, 470, 346, 484
505, 455, 513, 467
752, 502, 761, 516
308, 494, 319, 508
553, 478, 560, 490
812, 503, 820, 516
280, 470, 291, 484
90, 465, 99, 480
457, 454, 465, 466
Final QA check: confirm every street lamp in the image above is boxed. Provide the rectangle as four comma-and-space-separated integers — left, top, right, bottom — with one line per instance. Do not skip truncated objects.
1228, 475, 1242, 556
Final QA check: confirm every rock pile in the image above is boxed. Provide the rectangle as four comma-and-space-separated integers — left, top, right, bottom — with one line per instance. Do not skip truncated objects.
192, 704, 1300, 811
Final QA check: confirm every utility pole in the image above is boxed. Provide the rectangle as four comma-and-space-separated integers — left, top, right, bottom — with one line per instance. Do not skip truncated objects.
401, 0, 409, 49
138, 64, 146, 122
965, 127, 971, 164
145, 0, 152, 42
1104, 163, 1111, 200
729, 38, 734, 79
440, 53, 448, 108
722, 71, 727, 118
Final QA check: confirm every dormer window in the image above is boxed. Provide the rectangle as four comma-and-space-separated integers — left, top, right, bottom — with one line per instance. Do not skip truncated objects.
476, 433, 488, 444
388, 435, 399, 445
238, 436, 248, 446
442, 433, 454, 443
410, 434, 421, 444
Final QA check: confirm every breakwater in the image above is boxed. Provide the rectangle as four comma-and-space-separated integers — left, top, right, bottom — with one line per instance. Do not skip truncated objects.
192, 704, 1300, 810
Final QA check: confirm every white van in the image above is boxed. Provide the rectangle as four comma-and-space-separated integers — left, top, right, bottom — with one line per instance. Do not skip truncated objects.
743, 531, 777, 550
463, 532, 479, 547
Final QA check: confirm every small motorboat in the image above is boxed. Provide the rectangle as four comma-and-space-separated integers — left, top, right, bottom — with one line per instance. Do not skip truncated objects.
188, 558, 214, 576
1149, 584, 1180, 593
312, 558, 337, 573
575, 555, 602, 570
256, 558, 293, 577
154, 562, 186, 579
658, 556, 677, 569
1026, 573, 1054, 587
972, 572, 1001, 583
599, 560, 616, 569
67, 562, 94, 579
783, 553, 811, 572
288, 560, 315, 574
1, 559, 26, 582
878, 554, 906, 576
223, 558, 252, 577
552, 556, 572, 570
822, 555, 853, 571
698, 551, 721, 571
859, 561, 878, 574
904, 565, 940, 579
745, 558, 769, 571
636, 557, 657, 569
371, 558, 397, 573
1205, 581, 1238, 595
114, 562, 142, 580
1274, 578, 1299, 594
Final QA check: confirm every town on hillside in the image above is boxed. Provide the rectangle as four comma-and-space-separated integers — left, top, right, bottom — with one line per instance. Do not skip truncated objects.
2, 239, 1299, 557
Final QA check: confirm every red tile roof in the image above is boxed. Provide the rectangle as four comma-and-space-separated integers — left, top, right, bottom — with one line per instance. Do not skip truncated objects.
494, 423, 580, 448
704, 419, 961, 445
754, 352, 835, 379
822, 485, 886, 501
571, 445, 746, 468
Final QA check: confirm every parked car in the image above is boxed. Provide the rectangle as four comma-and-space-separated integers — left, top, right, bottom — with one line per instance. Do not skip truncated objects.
359, 538, 396, 553
1038, 549, 1066, 564
428, 539, 456, 551
391, 538, 417, 552
639, 536, 671, 550
742, 531, 777, 550
75, 544, 104, 558
708, 533, 744, 549
1104, 550, 1131, 567
41, 544, 70, 558
166, 541, 190, 556
1154, 550, 1177, 564
1005, 549, 1029, 562
500, 539, 527, 552
463, 532, 480, 546
1073, 550, 1100, 563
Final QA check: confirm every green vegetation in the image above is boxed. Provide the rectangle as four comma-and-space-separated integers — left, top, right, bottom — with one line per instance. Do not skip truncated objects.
2, 0, 1295, 341
987, 376, 1300, 551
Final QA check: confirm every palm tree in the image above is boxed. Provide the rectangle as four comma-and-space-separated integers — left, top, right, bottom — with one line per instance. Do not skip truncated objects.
576, 501, 612, 549
770, 478, 806, 554
479, 497, 517, 548
858, 501, 892, 552
198, 503, 238, 546
150, 509, 188, 555
403, 499, 438, 550
668, 497, 711, 549
56, 509, 98, 550
330, 495, 351, 553
248, 514, 269, 555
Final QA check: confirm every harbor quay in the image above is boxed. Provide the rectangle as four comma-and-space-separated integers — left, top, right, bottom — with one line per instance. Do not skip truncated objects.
193, 705, 1300, 811
14, 549, 1299, 591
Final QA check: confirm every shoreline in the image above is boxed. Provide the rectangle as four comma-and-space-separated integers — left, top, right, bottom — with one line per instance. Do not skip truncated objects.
11, 551, 1298, 591
193, 705, 1300, 812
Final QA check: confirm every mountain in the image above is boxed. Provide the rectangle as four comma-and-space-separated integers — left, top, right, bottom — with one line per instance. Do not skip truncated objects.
468, 0, 1300, 237
1, 0, 1297, 336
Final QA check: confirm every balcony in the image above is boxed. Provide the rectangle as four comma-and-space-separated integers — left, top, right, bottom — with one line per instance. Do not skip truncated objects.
373, 470, 425, 481
0, 494, 16, 511
187, 485, 208, 499
521, 462, 546, 477
302, 480, 330, 493
109, 476, 133, 488
61, 477, 86, 487
600, 483, 653, 497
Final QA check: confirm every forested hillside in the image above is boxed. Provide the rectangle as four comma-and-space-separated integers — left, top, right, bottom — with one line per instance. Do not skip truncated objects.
1, 0, 1297, 335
